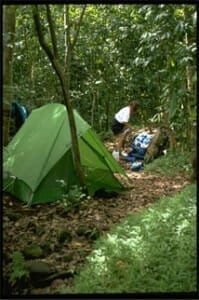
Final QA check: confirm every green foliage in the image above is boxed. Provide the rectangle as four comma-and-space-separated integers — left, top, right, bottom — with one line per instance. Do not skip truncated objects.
97, 129, 113, 141
70, 184, 196, 293
57, 181, 91, 212
144, 148, 192, 175
12, 5, 196, 146
9, 251, 29, 284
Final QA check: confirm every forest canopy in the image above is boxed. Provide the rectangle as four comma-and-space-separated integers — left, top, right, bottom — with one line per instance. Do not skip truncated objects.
3, 4, 197, 150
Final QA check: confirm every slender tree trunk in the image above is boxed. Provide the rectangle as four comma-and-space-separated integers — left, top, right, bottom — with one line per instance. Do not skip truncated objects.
91, 90, 96, 128
63, 5, 68, 66
24, 29, 34, 89
3, 5, 16, 146
105, 99, 109, 131
62, 5, 87, 187
32, 5, 87, 189
183, 8, 194, 150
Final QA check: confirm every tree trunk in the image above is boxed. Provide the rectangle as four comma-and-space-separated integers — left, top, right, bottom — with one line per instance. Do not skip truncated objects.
105, 98, 110, 132
32, 5, 87, 189
183, 8, 196, 151
63, 5, 68, 66
91, 90, 96, 128
3, 5, 16, 146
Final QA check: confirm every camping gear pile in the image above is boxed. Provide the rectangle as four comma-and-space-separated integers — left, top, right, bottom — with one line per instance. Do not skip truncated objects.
3, 103, 127, 205
124, 132, 154, 171
123, 125, 174, 171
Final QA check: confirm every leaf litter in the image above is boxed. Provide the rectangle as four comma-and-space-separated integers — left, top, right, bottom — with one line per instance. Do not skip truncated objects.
2, 141, 190, 296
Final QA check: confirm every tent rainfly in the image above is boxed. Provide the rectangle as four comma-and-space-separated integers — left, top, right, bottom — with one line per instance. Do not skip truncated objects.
3, 103, 127, 205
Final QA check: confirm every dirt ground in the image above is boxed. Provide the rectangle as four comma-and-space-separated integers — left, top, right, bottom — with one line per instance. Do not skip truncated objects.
2, 139, 190, 296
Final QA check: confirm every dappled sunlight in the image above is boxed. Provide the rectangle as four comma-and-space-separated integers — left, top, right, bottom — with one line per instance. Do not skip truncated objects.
3, 103, 194, 294
89, 249, 108, 275
86, 229, 145, 278
173, 183, 185, 189
119, 234, 142, 251
175, 219, 191, 237
74, 185, 196, 293
3, 161, 195, 294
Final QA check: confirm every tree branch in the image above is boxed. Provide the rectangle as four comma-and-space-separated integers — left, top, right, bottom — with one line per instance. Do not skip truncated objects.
46, 5, 58, 58
65, 5, 71, 49
71, 5, 86, 51
32, 5, 54, 62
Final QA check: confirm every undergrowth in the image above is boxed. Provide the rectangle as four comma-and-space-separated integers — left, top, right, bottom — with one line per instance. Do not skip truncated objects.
144, 148, 192, 175
63, 184, 196, 293
56, 182, 91, 212
9, 251, 29, 284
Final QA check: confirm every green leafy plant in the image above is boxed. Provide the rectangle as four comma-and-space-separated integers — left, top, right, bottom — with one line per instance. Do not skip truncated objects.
144, 148, 192, 175
9, 251, 29, 284
57, 181, 90, 212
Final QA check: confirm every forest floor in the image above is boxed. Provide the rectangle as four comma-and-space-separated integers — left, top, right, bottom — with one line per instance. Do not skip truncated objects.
2, 138, 190, 296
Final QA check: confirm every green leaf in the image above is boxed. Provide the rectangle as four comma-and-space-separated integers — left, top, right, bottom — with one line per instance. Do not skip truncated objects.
9, 251, 29, 283
169, 93, 177, 120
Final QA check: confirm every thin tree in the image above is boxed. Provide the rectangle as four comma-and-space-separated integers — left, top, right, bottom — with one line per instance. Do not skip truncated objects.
32, 4, 87, 189
3, 5, 16, 146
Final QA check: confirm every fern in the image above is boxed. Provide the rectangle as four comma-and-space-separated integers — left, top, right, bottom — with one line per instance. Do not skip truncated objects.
9, 251, 29, 283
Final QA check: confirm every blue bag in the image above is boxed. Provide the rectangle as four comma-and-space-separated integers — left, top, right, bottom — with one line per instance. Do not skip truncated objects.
130, 161, 143, 171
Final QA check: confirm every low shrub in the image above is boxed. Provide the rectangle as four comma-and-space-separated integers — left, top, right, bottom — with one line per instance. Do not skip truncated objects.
56, 182, 91, 212
144, 148, 192, 175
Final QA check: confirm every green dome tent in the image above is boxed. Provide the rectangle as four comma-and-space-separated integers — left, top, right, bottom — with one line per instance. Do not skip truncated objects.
3, 103, 127, 205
